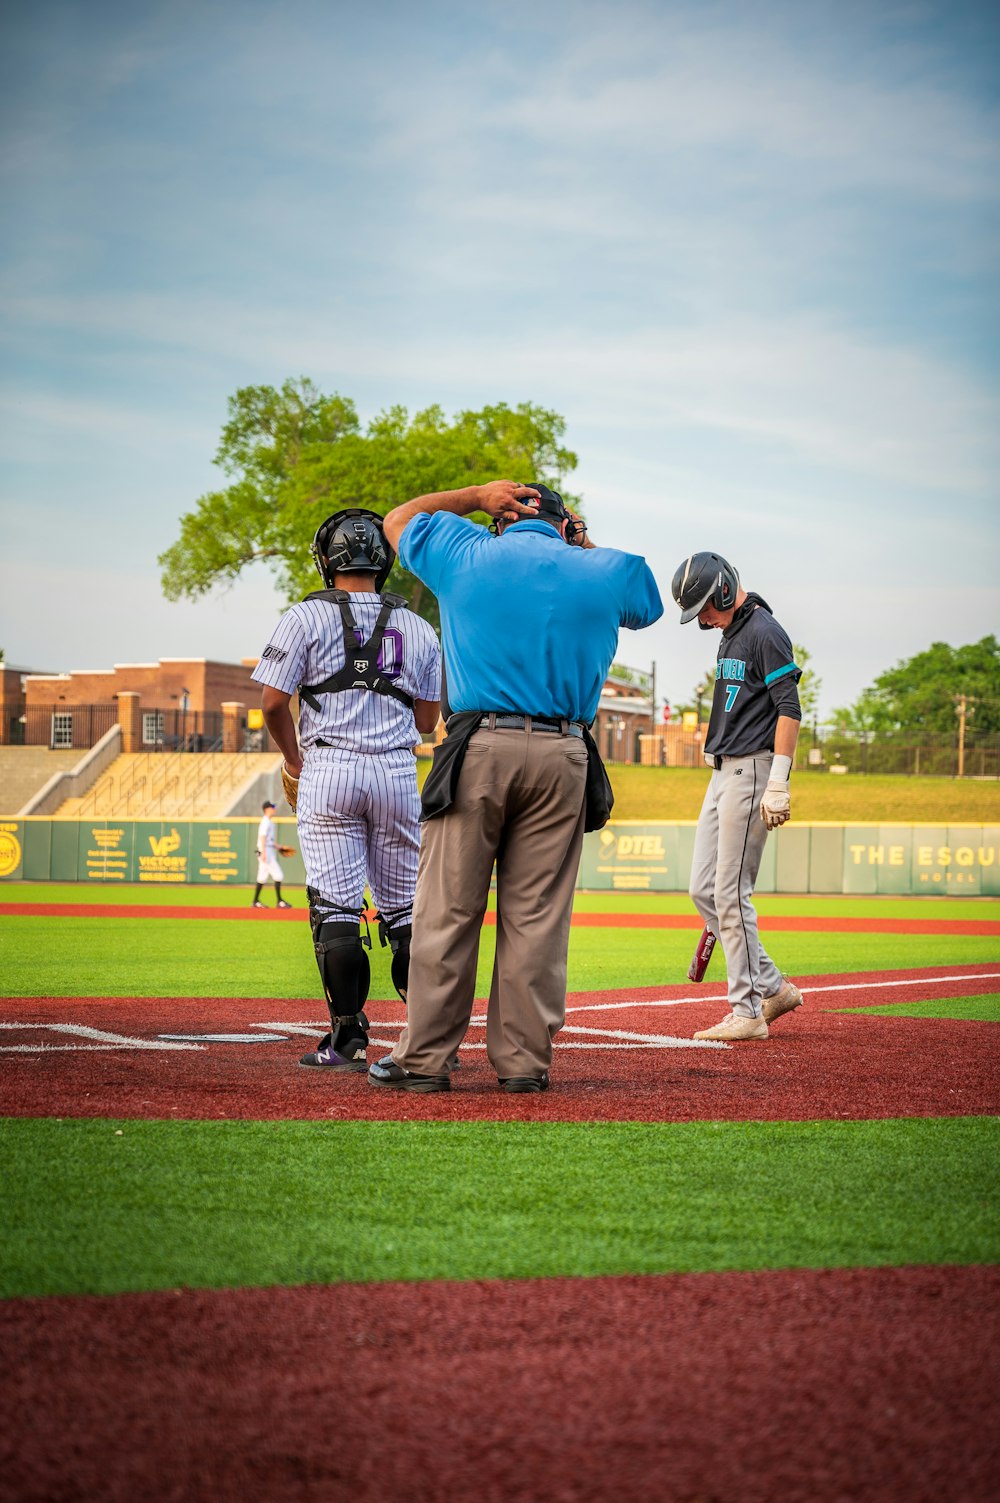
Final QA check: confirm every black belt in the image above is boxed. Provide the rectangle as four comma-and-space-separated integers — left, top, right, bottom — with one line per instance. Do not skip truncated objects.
478, 713, 585, 739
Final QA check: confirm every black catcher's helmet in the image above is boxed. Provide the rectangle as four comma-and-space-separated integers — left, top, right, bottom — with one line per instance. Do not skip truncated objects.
671, 552, 740, 626
311, 508, 395, 592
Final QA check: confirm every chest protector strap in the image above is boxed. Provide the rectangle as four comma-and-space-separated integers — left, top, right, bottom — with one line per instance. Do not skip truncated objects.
298, 590, 415, 712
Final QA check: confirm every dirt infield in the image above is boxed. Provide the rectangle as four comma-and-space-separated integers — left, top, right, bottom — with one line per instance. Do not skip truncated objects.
5, 901, 1000, 934
4, 1264, 997, 1503
4, 966, 998, 1123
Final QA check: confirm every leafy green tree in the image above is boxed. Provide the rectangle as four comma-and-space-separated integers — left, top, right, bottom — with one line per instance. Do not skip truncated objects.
791, 643, 822, 726
159, 379, 579, 626
830, 687, 881, 738
835, 637, 1000, 738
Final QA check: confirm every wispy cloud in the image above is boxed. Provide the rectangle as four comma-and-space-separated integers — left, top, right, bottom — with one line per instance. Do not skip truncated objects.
6, 291, 994, 496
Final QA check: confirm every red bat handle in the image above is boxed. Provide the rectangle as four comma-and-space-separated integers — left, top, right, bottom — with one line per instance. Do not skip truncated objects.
688, 926, 717, 982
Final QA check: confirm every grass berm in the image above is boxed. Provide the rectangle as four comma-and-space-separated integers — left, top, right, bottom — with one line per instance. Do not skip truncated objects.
416, 762, 1000, 822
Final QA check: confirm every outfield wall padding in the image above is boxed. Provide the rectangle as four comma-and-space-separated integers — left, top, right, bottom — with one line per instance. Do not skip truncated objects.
1, 819, 998, 895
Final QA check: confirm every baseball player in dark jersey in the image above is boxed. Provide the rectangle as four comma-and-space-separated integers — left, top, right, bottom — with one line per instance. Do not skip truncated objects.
672, 552, 804, 1041
252, 509, 442, 1072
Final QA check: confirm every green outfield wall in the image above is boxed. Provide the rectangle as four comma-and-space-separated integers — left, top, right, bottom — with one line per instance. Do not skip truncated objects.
1, 819, 999, 895
0, 818, 307, 888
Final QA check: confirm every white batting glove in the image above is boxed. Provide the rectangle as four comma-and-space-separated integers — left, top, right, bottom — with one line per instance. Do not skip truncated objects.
760, 781, 791, 829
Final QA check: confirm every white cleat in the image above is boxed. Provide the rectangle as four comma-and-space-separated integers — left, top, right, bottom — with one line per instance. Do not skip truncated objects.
693, 1012, 768, 1042
762, 979, 804, 1026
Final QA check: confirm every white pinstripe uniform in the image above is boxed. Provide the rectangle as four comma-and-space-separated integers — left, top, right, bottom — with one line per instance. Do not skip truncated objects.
251, 594, 441, 918
256, 811, 283, 883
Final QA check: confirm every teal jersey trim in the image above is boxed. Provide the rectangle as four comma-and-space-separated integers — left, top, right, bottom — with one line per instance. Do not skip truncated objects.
764, 662, 799, 686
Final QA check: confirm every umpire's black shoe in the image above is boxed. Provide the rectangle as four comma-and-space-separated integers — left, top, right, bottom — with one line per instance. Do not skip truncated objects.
368, 1055, 450, 1093
499, 1072, 549, 1094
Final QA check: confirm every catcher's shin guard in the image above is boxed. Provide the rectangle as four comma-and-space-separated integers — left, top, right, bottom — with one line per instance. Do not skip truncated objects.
307, 887, 370, 1046
378, 909, 412, 1003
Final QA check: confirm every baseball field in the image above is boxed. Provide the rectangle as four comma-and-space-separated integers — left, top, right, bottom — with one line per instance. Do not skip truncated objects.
2, 880, 999, 1502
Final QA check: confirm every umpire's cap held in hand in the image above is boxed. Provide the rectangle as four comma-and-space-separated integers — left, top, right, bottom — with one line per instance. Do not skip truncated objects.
526, 482, 568, 526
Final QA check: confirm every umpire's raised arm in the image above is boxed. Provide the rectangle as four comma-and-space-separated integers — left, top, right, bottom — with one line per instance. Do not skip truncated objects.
382, 481, 541, 552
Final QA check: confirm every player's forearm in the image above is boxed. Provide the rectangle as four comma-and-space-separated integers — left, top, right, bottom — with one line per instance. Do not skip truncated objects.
773, 715, 800, 762
261, 689, 301, 773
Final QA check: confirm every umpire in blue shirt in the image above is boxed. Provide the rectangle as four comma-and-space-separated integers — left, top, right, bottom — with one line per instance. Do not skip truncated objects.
369, 478, 663, 1094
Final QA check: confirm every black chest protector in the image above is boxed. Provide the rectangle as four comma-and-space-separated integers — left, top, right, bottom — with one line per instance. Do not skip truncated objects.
298, 590, 415, 712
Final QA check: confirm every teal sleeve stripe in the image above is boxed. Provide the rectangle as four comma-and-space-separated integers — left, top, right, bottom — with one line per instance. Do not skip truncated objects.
764, 662, 799, 686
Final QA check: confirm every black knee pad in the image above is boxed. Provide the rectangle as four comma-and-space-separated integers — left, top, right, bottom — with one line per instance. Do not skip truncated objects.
379, 915, 412, 1003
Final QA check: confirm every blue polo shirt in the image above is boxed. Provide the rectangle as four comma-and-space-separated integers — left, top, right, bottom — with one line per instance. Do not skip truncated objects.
398, 513, 663, 722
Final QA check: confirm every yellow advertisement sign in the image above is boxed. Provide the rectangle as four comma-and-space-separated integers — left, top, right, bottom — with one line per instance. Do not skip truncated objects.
0, 823, 22, 879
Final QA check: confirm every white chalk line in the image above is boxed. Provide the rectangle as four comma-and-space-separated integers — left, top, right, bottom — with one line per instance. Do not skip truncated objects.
0, 1022, 201, 1052
258, 1020, 726, 1052
564, 971, 1000, 1013
9, 970, 993, 1055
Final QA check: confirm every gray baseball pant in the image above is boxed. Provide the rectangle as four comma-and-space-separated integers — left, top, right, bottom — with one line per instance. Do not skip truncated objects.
689, 752, 784, 1018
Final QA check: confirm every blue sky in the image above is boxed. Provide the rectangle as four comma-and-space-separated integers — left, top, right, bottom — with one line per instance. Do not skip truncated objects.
1, 0, 997, 717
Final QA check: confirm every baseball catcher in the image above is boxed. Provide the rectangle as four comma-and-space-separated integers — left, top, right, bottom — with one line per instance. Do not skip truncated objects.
252, 508, 442, 1072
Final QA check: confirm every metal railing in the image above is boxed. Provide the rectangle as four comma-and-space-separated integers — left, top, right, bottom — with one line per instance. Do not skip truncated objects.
5, 703, 279, 754
10, 703, 119, 749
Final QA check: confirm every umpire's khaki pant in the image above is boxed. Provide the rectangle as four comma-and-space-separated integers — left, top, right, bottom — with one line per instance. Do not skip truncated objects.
394, 725, 589, 1080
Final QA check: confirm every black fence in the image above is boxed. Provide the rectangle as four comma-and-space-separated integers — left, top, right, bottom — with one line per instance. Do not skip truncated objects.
812, 731, 1000, 779
5, 704, 278, 754
7, 704, 120, 750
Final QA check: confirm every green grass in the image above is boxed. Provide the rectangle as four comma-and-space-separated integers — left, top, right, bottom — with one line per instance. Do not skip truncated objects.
835, 993, 1000, 1022
4, 882, 999, 923
0, 882, 270, 907
1, 913, 995, 999
575, 765, 1000, 822
1, 1117, 996, 1298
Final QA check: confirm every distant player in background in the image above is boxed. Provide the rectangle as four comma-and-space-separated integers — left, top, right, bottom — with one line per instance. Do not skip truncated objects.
672, 552, 805, 1041
253, 800, 291, 909
252, 509, 441, 1071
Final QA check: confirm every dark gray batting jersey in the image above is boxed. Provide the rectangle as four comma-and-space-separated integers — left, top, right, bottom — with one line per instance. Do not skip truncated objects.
251, 593, 442, 754
704, 594, 801, 757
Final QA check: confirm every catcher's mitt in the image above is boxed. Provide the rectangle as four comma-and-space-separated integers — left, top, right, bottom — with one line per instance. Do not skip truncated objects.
278, 844, 296, 857
281, 761, 300, 813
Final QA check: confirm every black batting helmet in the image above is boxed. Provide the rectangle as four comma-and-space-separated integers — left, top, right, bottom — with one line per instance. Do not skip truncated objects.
311, 508, 395, 592
672, 552, 740, 625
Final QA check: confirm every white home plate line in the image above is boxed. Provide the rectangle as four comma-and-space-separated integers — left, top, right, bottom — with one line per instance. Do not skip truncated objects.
0, 1022, 202, 1052
256, 1021, 727, 1052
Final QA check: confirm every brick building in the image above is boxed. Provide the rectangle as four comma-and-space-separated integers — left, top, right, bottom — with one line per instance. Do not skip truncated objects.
1, 662, 55, 745
20, 657, 263, 751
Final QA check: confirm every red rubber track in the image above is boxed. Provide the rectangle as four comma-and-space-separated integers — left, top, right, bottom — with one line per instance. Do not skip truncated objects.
4, 966, 999, 1123
4, 901, 999, 933
4, 1266, 998, 1503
